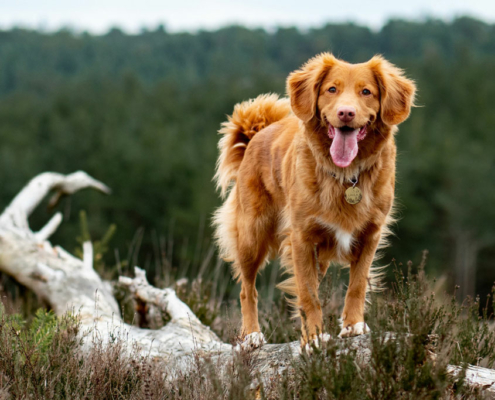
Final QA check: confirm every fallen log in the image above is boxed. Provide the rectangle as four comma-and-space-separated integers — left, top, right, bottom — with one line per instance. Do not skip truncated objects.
0, 172, 494, 395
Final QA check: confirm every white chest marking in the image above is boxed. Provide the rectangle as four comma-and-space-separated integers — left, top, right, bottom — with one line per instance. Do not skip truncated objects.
334, 228, 354, 255
315, 218, 354, 256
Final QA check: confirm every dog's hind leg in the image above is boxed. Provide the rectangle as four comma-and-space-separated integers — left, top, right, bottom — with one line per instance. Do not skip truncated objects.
237, 234, 268, 335
234, 215, 273, 349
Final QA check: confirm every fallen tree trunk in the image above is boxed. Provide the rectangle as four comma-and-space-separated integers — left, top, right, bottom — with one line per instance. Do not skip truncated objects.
0, 172, 494, 395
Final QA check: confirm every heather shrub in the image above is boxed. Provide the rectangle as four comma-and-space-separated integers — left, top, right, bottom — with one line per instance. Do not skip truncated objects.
0, 254, 493, 399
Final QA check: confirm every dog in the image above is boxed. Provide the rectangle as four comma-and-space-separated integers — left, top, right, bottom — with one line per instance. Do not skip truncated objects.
213, 53, 416, 348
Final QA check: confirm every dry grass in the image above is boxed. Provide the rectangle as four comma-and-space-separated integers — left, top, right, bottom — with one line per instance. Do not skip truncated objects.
0, 252, 494, 398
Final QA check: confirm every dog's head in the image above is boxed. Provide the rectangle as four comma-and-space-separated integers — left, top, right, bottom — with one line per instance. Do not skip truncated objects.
287, 53, 416, 168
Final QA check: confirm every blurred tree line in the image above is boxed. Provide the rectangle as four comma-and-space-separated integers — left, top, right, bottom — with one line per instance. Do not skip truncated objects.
0, 17, 493, 300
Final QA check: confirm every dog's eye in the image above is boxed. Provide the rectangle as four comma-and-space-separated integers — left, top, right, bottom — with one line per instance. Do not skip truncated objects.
328, 87, 337, 93
362, 89, 371, 96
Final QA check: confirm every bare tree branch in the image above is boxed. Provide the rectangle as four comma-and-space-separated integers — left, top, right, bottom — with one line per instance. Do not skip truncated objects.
34, 212, 63, 242
83, 241, 94, 270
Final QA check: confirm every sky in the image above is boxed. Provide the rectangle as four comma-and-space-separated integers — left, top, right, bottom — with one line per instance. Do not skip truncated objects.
0, 0, 494, 34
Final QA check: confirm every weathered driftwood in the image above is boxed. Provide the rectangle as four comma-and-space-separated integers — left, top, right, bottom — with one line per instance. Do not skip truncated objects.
0, 172, 227, 360
0, 172, 494, 395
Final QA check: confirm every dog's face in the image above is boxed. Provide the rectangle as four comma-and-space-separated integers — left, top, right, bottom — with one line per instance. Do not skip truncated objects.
287, 53, 416, 168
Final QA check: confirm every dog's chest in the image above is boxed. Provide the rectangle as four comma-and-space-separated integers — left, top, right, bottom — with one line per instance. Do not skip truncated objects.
313, 217, 354, 256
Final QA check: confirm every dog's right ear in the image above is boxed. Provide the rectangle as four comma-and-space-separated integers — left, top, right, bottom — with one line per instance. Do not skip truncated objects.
287, 53, 336, 123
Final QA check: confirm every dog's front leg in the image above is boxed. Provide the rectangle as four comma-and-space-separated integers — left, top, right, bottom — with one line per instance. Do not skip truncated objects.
291, 231, 323, 345
339, 224, 382, 338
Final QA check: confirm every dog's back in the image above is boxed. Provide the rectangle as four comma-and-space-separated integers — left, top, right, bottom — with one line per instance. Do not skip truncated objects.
213, 93, 291, 269
214, 94, 291, 198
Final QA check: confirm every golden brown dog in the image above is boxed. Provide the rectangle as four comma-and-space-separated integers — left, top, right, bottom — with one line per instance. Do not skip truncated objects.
213, 53, 416, 348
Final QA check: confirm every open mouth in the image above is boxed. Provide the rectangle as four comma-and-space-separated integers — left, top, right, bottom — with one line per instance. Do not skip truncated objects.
328, 125, 367, 168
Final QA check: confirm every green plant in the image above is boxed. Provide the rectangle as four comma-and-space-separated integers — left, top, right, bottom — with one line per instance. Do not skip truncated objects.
74, 210, 117, 276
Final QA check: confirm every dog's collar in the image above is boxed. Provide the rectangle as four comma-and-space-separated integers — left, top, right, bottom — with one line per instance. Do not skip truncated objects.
331, 171, 363, 204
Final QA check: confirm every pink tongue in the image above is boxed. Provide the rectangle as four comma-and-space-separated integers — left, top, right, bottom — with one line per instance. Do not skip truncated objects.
330, 128, 359, 168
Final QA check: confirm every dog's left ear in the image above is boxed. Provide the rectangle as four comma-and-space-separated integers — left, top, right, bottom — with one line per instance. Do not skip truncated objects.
287, 53, 336, 123
369, 56, 416, 126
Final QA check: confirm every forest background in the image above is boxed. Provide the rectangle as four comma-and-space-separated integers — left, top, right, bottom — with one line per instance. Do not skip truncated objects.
0, 16, 494, 306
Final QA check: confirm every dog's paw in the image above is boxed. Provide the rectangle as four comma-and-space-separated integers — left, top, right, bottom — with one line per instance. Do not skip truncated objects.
338, 322, 370, 338
234, 332, 266, 352
300, 333, 332, 354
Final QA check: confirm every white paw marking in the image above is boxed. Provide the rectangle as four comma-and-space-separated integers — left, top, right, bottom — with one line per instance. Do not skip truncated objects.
234, 332, 266, 352
300, 333, 332, 354
338, 322, 370, 338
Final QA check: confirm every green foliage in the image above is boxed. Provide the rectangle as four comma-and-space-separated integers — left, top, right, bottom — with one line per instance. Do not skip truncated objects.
1, 17, 495, 399
451, 292, 495, 367
74, 210, 117, 275
0, 304, 82, 397
0, 18, 494, 298
258, 296, 300, 344
0, 304, 167, 398
175, 278, 221, 327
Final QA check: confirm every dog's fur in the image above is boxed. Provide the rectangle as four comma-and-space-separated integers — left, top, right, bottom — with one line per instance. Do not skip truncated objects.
213, 53, 416, 344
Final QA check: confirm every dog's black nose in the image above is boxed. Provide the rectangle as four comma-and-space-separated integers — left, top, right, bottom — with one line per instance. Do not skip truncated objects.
337, 107, 356, 123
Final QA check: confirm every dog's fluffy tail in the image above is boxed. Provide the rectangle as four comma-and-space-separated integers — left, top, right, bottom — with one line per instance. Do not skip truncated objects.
214, 94, 291, 197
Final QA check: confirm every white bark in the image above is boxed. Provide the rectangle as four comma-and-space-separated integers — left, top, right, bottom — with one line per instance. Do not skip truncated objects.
34, 212, 63, 242
0, 172, 494, 395
83, 241, 94, 270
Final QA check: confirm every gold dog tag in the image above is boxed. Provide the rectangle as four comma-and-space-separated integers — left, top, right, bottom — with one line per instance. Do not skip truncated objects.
345, 186, 362, 205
